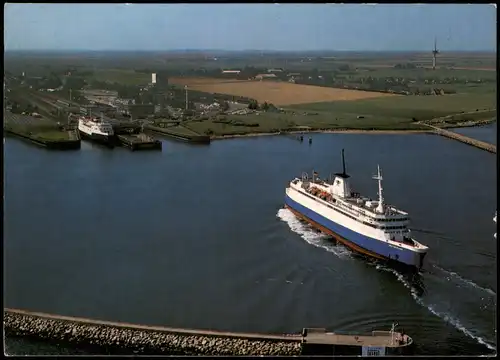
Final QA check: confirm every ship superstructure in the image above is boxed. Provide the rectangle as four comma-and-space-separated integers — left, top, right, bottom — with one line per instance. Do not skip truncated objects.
284, 149, 429, 269
78, 114, 115, 146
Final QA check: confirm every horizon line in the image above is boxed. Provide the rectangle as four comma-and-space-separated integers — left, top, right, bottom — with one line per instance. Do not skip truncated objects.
4, 49, 496, 53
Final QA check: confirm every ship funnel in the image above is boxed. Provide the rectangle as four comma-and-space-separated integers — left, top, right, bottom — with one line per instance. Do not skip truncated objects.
342, 149, 346, 176
334, 149, 350, 179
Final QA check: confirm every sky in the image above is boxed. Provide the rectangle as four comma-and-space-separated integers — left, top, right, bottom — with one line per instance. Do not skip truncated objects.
4, 3, 497, 52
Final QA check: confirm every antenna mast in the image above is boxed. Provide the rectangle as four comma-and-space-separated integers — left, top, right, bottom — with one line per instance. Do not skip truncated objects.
373, 165, 384, 214
391, 322, 399, 346
185, 85, 188, 110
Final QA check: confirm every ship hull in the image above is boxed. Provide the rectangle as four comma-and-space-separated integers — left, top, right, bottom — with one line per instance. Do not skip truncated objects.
284, 193, 426, 269
79, 130, 115, 148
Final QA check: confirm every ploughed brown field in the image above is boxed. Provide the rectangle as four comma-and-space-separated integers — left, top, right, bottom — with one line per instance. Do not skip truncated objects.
169, 77, 401, 105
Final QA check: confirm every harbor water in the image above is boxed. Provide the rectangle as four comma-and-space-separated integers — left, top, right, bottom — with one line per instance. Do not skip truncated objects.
451, 122, 497, 145
4, 126, 497, 355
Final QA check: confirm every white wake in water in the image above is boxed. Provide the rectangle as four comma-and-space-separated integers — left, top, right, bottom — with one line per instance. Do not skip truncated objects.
276, 208, 351, 259
433, 265, 497, 296
375, 264, 496, 352
276, 208, 495, 351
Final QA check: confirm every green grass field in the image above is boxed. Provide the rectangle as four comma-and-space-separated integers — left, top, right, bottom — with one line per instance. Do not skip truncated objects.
5, 123, 73, 142
165, 125, 201, 136
4, 111, 73, 141
185, 111, 426, 136
184, 91, 496, 136
31, 130, 72, 141
288, 93, 496, 121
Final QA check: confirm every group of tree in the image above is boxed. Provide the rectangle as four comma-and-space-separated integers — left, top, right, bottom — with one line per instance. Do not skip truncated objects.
42, 75, 63, 89
260, 102, 271, 111
261, 102, 278, 111
337, 64, 350, 71
394, 63, 417, 69
91, 80, 140, 100
64, 76, 86, 91
134, 68, 155, 74
69, 69, 94, 77
248, 100, 259, 110
221, 101, 230, 112
247, 100, 277, 111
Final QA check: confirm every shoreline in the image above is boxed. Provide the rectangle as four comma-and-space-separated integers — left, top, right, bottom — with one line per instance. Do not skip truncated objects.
210, 129, 430, 140
209, 119, 497, 140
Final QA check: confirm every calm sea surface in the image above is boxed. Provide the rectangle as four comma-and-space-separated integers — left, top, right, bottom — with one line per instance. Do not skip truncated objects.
451, 122, 497, 145
4, 126, 497, 355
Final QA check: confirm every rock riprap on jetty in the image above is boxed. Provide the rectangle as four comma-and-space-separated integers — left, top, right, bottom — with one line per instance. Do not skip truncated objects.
4, 311, 302, 355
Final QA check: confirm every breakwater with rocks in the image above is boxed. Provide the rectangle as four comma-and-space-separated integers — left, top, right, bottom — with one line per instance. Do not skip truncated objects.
421, 123, 497, 153
4, 309, 302, 356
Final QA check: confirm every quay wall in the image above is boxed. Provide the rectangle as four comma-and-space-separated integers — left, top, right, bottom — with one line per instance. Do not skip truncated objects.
4, 129, 81, 150
4, 309, 302, 356
145, 125, 211, 144
116, 134, 162, 151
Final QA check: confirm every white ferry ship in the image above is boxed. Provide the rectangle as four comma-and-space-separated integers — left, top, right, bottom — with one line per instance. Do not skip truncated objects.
78, 115, 115, 146
284, 150, 429, 269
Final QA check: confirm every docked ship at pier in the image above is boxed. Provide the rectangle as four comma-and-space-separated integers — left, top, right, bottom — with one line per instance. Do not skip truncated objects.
77, 115, 115, 147
284, 150, 429, 269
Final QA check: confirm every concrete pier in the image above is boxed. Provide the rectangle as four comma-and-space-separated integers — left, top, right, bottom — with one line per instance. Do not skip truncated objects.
4, 308, 413, 356
4, 112, 81, 150
117, 133, 162, 151
423, 124, 496, 153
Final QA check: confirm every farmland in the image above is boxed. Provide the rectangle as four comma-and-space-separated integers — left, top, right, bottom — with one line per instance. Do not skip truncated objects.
4, 50, 496, 138
169, 77, 401, 106
182, 91, 496, 137
289, 93, 497, 121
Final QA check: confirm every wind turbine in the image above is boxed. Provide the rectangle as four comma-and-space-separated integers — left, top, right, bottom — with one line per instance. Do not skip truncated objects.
432, 37, 439, 70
